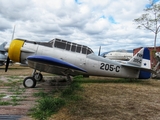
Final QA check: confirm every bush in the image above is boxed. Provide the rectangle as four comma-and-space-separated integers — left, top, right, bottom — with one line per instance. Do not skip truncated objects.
31, 97, 65, 120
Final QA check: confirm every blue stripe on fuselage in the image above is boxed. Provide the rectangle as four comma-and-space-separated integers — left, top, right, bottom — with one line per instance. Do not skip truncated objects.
27, 55, 86, 73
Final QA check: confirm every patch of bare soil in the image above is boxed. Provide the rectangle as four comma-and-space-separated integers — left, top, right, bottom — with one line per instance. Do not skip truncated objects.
0, 76, 63, 120
0, 65, 61, 120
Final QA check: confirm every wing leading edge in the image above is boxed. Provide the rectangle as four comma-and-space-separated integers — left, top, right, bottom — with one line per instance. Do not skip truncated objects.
27, 55, 87, 74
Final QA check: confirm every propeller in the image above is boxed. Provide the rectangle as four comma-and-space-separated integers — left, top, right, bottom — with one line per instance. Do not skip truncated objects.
98, 46, 101, 56
5, 25, 16, 72
5, 57, 10, 72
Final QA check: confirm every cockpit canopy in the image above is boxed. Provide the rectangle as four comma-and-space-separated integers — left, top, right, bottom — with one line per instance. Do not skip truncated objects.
50, 38, 94, 55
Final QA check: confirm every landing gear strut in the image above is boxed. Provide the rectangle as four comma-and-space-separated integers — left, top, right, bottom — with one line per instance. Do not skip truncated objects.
66, 74, 72, 83
33, 72, 43, 81
32, 70, 43, 81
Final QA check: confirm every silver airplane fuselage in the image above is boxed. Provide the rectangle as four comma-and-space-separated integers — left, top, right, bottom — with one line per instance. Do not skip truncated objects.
14, 38, 140, 79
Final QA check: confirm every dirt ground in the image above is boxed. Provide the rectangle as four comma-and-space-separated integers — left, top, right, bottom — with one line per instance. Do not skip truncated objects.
1, 65, 160, 120
0, 65, 56, 120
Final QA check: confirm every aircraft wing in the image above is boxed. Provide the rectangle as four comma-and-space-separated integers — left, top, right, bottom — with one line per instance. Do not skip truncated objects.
27, 55, 87, 76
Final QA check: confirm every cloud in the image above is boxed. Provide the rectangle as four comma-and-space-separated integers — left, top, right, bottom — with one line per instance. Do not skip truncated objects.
0, 16, 11, 31
0, 0, 159, 54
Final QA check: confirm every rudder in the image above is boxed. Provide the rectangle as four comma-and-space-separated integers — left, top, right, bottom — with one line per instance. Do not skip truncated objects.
139, 48, 151, 79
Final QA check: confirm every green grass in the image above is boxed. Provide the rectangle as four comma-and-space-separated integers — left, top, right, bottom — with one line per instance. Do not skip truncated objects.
31, 97, 65, 120
1, 74, 153, 119
8, 85, 26, 94
0, 76, 26, 106
10, 95, 24, 106
8, 76, 22, 79
33, 91, 50, 98
30, 76, 84, 120
9, 86, 26, 106
0, 93, 11, 105
3, 76, 23, 86
61, 82, 83, 101
0, 93, 6, 98
74, 77, 148, 84
0, 101, 11, 105
31, 90, 65, 120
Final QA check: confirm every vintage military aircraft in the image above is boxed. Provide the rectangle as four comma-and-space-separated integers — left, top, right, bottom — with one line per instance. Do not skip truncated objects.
102, 50, 133, 61
0, 42, 7, 66
5, 38, 151, 88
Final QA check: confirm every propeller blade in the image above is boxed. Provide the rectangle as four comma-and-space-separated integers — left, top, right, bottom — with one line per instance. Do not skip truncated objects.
98, 46, 101, 56
5, 57, 10, 72
11, 25, 16, 40
5, 25, 16, 72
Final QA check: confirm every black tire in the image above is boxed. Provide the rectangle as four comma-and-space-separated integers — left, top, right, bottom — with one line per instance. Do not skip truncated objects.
34, 73, 43, 81
23, 77, 36, 88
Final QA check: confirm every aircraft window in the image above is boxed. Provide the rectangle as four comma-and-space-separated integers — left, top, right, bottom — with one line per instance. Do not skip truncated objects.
55, 38, 61, 41
39, 42, 53, 47
76, 45, 81, 53
53, 38, 94, 54
49, 40, 54, 44
66, 42, 71, 50
71, 44, 76, 52
87, 49, 91, 54
87, 48, 93, 54
54, 41, 66, 49
82, 46, 87, 54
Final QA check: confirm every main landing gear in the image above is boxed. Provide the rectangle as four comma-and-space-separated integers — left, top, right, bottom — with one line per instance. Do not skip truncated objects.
23, 70, 43, 88
23, 69, 72, 88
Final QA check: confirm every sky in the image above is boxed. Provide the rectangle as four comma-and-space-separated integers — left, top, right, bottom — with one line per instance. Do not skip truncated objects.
0, 0, 160, 54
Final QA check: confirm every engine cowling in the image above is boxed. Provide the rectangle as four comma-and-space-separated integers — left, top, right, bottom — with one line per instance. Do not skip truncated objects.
8, 39, 24, 62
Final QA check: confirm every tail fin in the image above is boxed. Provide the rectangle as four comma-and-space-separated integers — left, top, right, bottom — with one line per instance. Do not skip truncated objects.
128, 48, 151, 69
0, 42, 7, 51
128, 48, 151, 79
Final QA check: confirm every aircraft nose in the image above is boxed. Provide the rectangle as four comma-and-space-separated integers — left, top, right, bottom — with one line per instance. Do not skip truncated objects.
8, 39, 24, 62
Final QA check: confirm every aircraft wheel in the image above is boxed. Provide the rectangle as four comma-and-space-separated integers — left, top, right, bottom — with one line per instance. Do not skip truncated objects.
23, 77, 36, 88
34, 73, 43, 81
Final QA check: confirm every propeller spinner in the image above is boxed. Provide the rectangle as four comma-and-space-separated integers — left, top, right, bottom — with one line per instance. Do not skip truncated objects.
5, 39, 24, 72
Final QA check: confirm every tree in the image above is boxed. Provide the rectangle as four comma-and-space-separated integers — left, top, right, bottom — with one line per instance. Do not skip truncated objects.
134, 2, 160, 51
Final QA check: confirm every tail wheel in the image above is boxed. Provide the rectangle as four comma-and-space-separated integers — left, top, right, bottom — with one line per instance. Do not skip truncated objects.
23, 77, 36, 88
34, 73, 43, 81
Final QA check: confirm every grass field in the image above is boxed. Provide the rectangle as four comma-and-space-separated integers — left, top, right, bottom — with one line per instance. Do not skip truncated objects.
51, 77, 160, 120
0, 65, 160, 120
